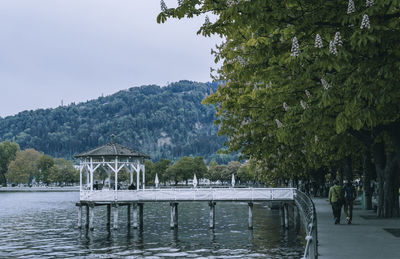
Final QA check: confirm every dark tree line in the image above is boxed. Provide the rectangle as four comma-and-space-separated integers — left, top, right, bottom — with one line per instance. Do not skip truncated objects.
0, 81, 236, 164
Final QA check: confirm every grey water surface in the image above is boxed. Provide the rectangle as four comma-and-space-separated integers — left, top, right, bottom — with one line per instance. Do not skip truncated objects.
0, 192, 304, 258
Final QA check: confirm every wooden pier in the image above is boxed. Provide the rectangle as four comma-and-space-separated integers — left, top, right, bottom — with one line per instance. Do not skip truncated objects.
76, 188, 296, 230
74, 139, 297, 231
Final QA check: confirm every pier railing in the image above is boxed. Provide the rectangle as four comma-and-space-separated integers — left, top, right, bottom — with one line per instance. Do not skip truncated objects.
80, 188, 296, 202
294, 190, 318, 259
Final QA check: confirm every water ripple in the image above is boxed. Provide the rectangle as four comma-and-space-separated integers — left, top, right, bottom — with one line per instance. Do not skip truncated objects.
0, 192, 304, 258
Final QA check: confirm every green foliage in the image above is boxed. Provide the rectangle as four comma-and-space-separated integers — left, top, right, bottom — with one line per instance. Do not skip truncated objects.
153, 159, 171, 184
0, 81, 237, 163
36, 155, 55, 185
206, 160, 242, 183
54, 158, 79, 185
166, 156, 207, 185
6, 149, 42, 184
0, 141, 20, 186
158, 0, 400, 185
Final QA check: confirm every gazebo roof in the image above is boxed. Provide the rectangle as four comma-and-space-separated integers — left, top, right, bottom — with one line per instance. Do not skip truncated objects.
74, 141, 150, 159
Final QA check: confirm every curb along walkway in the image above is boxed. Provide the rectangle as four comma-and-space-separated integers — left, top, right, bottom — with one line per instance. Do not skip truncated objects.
313, 198, 400, 259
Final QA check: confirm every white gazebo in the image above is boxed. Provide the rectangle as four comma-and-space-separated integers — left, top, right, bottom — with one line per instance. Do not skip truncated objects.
74, 137, 150, 193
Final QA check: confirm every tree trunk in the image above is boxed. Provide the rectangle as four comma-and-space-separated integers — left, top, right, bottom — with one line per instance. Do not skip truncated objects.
383, 153, 399, 217
0, 172, 6, 187
373, 142, 400, 218
344, 156, 353, 181
337, 167, 344, 185
363, 150, 373, 210
373, 142, 385, 217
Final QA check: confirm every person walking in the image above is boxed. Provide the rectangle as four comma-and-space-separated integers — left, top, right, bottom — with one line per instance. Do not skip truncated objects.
343, 181, 356, 224
329, 180, 344, 224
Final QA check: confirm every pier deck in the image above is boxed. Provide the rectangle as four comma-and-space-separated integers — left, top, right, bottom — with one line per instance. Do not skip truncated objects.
79, 187, 296, 202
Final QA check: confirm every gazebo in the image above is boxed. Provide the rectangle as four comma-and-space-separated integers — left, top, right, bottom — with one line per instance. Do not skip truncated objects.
74, 137, 150, 192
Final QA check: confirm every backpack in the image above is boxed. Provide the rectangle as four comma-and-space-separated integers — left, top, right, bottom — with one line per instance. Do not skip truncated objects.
332, 185, 344, 203
344, 185, 355, 201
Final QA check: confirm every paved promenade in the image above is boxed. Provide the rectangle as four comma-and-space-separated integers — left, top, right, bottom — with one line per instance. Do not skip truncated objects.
314, 197, 400, 259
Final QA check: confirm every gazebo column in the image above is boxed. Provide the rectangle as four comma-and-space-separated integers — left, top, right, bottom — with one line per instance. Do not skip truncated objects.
90, 158, 94, 191
130, 171, 133, 185
142, 165, 145, 190
86, 171, 89, 186
79, 166, 83, 192
115, 157, 118, 191
106, 169, 111, 189
136, 166, 140, 190
115, 172, 118, 191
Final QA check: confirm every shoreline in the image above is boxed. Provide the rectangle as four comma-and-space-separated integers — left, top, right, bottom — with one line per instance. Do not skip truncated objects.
0, 187, 79, 192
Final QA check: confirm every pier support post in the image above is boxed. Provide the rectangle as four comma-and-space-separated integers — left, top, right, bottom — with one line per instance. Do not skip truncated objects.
138, 203, 144, 228
248, 202, 253, 229
170, 202, 178, 229
78, 205, 82, 228
284, 203, 289, 229
293, 205, 300, 232
209, 201, 216, 229
132, 203, 138, 229
280, 203, 285, 227
174, 203, 178, 228
106, 204, 111, 228
113, 203, 119, 230
89, 203, 95, 231
85, 204, 90, 228
127, 204, 131, 227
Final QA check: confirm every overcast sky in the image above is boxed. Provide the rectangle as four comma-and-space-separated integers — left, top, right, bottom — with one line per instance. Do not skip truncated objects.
0, 0, 220, 118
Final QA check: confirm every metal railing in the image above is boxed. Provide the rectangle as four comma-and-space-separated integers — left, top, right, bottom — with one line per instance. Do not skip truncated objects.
294, 190, 318, 259
80, 188, 296, 202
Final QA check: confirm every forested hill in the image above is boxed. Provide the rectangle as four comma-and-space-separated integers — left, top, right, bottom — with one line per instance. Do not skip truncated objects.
0, 81, 233, 163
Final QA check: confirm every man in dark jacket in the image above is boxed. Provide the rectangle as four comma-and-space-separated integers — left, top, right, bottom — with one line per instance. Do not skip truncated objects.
343, 181, 356, 224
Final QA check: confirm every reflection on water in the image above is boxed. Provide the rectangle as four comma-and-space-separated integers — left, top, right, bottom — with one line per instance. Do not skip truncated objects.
0, 192, 304, 258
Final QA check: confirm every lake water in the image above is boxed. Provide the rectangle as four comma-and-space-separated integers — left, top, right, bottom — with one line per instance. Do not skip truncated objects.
0, 192, 304, 258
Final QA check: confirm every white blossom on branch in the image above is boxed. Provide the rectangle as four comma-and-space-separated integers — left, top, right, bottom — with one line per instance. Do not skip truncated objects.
366, 0, 374, 7
237, 55, 247, 66
290, 36, 300, 57
321, 78, 331, 90
275, 119, 283, 128
300, 100, 308, 110
160, 0, 167, 11
334, 32, 343, 46
360, 14, 371, 30
305, 90, 311, 98
314, 34, 323, 48
283, 102, 289, 111
329, 40, 338, 55
347, 0, 356, 14
204, 16, 211, 27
